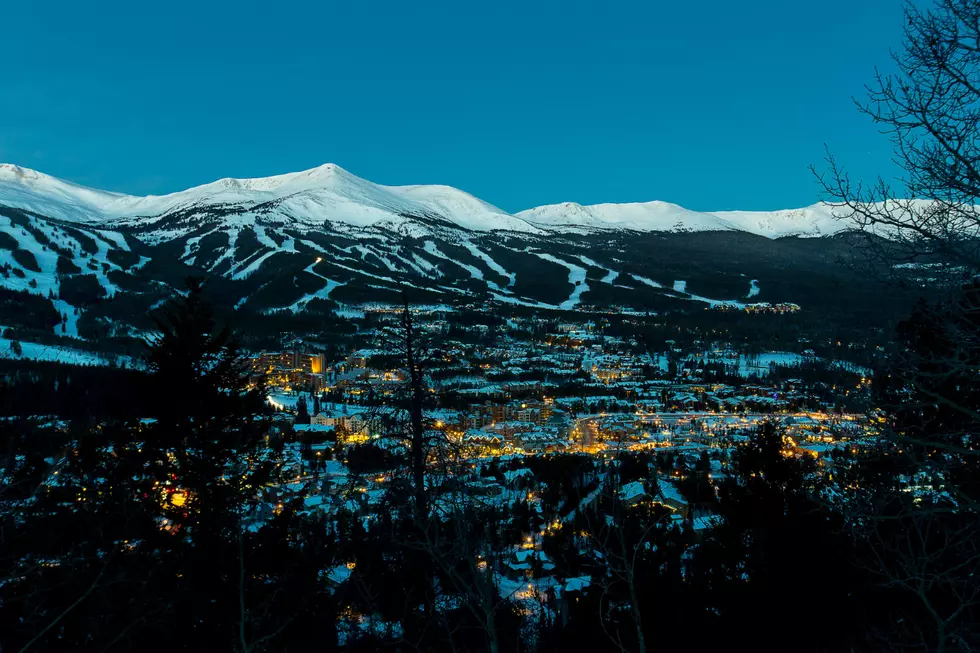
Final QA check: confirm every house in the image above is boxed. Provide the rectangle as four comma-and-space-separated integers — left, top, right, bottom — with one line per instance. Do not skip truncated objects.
655, 479, 690, 517
619, 481, 647, 506
503, 548, 554, 580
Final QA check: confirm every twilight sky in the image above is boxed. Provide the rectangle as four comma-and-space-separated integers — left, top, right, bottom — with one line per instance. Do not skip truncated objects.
1, 0, 910, 212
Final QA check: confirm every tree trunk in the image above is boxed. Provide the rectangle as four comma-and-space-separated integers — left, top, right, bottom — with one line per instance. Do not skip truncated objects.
402, 296, 428, 523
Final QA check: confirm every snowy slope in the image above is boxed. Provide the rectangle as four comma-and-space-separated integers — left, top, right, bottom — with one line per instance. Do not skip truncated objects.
0, 162, 857, 238
0, 161, 932, 341
712, 205, 849, 237
517, 200, 852, 238
518, 201, 742, 234
0, 163, 544, 234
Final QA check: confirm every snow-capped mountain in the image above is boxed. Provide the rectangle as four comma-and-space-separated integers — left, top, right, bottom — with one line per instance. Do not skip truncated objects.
517, 200, 848, 238
0, 162, 848, 237
0, 163, 544, 235
2, 161, 883, 348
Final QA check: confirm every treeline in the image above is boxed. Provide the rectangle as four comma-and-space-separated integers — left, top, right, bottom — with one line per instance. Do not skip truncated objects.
0, 359, 151, 418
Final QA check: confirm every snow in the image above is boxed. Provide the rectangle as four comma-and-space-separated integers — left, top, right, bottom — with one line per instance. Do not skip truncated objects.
283, 260, 346, 313
747, 279, 760, 298
330, 260, 444, 293
0, 161, 903, 239
0, 162, 543, 235
529, 251, 588, 309
267, 392, 301, 410
631, 274, 663, 289
562, 484, 602, 523
657, 479, 687, 506
563, 577, 591, 593
577, 255, 618, 284
0, 336, 132, 367
392, 183, 543, 233
737, 352, 805, 376
462, 241, 516, 289
131, 255, 152, 271
252, 225, 282, 251
325, 563, 354, 586
209, 228, 239, 271
632, 273, 775, 309
518, 199, 863, 238
0, 216, 60, 296
490, 293, 555, 309
423, 241, 486, 282
231, 249, 280, 280
619, 481, 646, 502
95, 230, 129, 251
87, 233, 123, 297
51, 299, 80, 339
519, 200, 742, 234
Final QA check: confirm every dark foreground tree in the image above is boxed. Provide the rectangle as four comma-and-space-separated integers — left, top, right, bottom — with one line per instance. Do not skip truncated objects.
0, 280, 337, 652
848, 284, 980, 652
818, 2, 980, 650
817, 0, 980, 281
689, 422, 865, 652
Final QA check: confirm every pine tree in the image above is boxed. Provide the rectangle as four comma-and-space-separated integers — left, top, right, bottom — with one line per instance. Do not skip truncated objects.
1, 279, 337, 652
296, 394, 311, 425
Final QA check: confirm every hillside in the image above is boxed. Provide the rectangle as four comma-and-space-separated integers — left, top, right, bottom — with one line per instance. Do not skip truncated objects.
0, 162, 914, 352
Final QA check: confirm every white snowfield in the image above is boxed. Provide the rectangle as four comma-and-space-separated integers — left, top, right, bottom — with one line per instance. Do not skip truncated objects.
0, 161, 882, 239
517, 200, 853, 238
0, 163, 543, 234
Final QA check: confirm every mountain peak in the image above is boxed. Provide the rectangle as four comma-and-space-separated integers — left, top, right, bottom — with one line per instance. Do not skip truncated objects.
0, 163, 47, 184
0, 162, 850, 238
191, 162, 354, 195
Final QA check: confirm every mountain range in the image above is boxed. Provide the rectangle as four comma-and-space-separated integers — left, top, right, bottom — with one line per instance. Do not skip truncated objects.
0, 163, 847, 238
0, 162, 894, 347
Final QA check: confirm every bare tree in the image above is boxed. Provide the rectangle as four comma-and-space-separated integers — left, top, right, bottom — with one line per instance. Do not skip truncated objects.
586, 461, 658, 653
369, 293, 446, 524
816, 6, 980, 650
815, 0, 980, 282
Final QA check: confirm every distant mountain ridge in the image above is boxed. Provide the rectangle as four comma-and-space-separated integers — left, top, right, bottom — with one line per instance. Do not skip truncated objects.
2, 160, 907, 349
0, 162, 848, 238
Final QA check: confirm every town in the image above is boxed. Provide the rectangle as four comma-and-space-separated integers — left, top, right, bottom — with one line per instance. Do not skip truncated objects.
230, 305, 883, 637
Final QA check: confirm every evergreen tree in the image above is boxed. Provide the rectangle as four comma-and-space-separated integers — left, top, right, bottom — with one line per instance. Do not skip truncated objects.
689, 421, 863, 651
296, 394, 311, 425
0, 279, 337, 652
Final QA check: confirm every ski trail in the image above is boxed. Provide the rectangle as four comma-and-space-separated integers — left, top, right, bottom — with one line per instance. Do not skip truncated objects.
231, 249, 278, 280
210, 228, 239, 272
329, 261, 446, 293
253, 225, 280, 250
51, 298, 81, 339
631, 274, 663, 289
463, 241, 516, 290
286, 261, 346, 312
633, 273, 749, 308
182, 228, 219, 263
577, 255, 619, 284
529, 251, 588, 309
423, 241, 505, 291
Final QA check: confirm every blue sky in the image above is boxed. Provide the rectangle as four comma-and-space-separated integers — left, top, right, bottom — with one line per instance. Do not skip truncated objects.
2, 0, 908, 212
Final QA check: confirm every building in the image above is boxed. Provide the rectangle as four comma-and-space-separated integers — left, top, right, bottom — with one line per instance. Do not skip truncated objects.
251, 351, 327, 390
